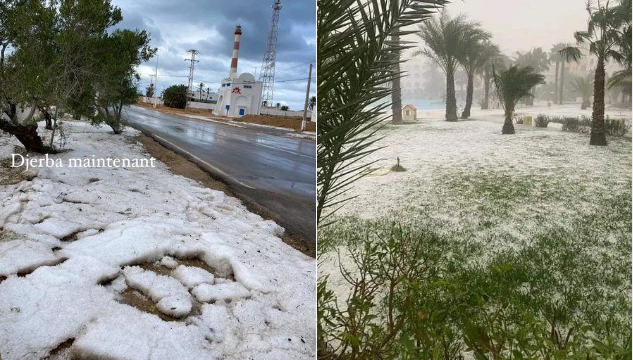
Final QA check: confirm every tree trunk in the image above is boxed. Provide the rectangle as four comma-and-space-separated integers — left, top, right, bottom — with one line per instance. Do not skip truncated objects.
445, 67, 458, 121
502, 107, 515, 134
0, 119, 49, 153
391, 32, 403, 125
42, 109, 53, 130
559, 62, 565, 104
461, 72, 474, 119
590, 56, 607, 146
482, 72, 490, 110
554, 60, 560, 104
581, 98, 589, 110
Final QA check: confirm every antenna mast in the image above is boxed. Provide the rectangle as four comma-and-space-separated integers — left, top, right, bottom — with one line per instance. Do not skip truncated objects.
259, 0, 282, 106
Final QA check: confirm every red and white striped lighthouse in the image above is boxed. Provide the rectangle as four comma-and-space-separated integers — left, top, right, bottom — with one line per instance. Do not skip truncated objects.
229, 25, 242, 78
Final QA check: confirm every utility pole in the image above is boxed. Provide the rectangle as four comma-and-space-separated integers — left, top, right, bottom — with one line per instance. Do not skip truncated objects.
185, 49, 200, 109
301, 63, 313, 132
154, 55, 159, 108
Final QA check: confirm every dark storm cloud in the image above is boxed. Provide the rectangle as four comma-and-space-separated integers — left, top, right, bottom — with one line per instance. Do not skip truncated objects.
112, 0, 315, 109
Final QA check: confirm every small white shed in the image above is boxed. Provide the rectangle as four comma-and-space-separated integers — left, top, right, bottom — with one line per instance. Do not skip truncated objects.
403, 104, 417, 121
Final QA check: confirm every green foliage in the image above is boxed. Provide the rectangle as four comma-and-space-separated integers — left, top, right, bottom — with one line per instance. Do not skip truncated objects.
163, 85, 188, 109
92, 28, 156, 133
494, 66, 545, 113
493, 65, 545, 134
146, 83, 155, 98
415, 12, 480, 121
515, 47, 551, 73
559, 116, 591, 132
534, 114, 550, 128
317, 0, 447, 224
318, 218, 632, 359
604, 117, 632, 136
571, 74, 594, 109
0, 0, 154, 148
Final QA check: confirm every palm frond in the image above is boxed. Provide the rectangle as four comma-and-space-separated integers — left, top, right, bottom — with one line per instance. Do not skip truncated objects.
607, 67, 632, 89
317, 0, 447, 224
559, 46, 583, 63
493, 65, 545, 111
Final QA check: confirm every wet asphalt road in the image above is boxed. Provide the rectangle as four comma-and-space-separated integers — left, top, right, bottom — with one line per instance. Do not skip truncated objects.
123, 105, 316, 252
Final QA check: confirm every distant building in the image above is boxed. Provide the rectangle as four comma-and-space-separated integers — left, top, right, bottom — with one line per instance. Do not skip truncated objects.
214, 25, 263, 118
188, 89, 218, 103
403, 104, 417, 121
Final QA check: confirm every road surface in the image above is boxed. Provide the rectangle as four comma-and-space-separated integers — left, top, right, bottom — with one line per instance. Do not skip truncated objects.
123, 105, 316, 253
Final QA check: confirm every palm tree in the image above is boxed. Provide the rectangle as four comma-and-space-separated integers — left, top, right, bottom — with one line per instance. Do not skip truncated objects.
459, 35, 497, 119
549, 43, 569, 104
514, 48, 550, 106
198, 82, 204, 101
480, 49, 507, 110
560, 0, 631, 146
607, 8, 632, 105
391, 0, 403, 125
416, 12, 470, 121
493, 65, 545, 134
571, 74, 594, 109
317, 0, 447, 223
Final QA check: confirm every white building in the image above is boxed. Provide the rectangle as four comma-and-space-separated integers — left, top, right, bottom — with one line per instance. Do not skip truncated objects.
188, 89, 218, 103
215, 73, 263, 117
214, 25, 263, 118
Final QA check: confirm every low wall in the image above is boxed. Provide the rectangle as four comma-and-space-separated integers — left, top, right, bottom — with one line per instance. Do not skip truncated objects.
260, 107, 313, 119
187, 102, 216, 110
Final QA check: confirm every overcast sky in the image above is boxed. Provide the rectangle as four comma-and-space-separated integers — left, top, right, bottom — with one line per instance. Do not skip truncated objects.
444, 0, 590, 55
111, 0, 316, 109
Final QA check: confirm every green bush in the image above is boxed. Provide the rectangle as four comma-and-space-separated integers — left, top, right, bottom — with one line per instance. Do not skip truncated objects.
318, 219, 632, 359
534, 114, 550, 128
559, 116, 591, 133
605, 117, 631, 137
163, 84, 188, 109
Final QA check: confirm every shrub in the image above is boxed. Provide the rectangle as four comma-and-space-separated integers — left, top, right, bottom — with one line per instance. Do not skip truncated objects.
604, 117, 631, 137
163, 85, 188, 109
534, 114, 550, 128
559, 116, 591, 133
280, 105, 289, 111
562, 117, 580, 132
318, 219, 632, 359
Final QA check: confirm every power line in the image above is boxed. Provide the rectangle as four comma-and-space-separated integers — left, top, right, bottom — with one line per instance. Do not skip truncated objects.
275, 77, 310, 83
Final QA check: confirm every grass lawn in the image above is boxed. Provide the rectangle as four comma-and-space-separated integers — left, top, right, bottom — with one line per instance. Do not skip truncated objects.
318, 115, 631, 358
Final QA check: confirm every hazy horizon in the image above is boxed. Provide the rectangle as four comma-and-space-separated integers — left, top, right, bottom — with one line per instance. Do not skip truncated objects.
445, 0, 590, 54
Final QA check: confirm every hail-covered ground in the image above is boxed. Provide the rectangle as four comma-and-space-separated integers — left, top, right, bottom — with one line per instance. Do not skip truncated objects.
0, 121, 315, 360
320, 104, 631, 314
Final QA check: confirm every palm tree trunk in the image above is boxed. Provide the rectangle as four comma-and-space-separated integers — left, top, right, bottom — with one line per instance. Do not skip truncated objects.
391, 32, 403, 125
461, 72, 474, 119
502, 106, 515, 134
482, 71, 490, 110
590, 56, 607, 146
445, 67, 458, 121
581, 97, 589, 110
554, 60, 560, 104
558, 62, 565, 104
